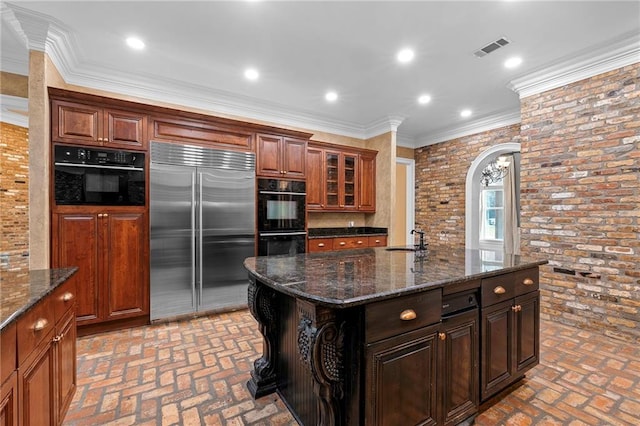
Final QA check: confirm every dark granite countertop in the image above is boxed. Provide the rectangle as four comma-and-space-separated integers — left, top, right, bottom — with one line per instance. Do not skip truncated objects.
0, 267, 78, 331
244, 247, 546, 308
308, 227, 388, 238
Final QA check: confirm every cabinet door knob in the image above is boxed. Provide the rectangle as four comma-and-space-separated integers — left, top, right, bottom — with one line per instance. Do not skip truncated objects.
439, 332, 446, 341
399, 309, 416, 321
512, 305, 518, 312
33, 318, 48, 331
494, 286, 506, 295
62, 292, 74, 302
103, 213, 109, 217
523, 278, 534, 286
52, 335, 62, 343
318, 243, 325, 247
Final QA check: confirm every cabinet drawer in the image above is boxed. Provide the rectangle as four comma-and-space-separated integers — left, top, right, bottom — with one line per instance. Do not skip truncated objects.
1, 322, 16, 384
17, 297, 54, 366
334, 236, 368, 250
481, 274, 515, 307
514, 268, 539, 296
308, 238, 334, 252
367, 235, 387, 247
481, 268, 539, 307
366, 289, 442, 343
53, 281, 77, 323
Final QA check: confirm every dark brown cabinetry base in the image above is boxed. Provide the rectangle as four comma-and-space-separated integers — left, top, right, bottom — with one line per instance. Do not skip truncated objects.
247, 266, 539, 426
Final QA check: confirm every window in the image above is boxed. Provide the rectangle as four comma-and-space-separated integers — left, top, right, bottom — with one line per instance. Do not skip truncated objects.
480, 180, 504, 242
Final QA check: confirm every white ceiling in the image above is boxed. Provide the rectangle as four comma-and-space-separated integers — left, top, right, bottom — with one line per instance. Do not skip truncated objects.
2, 1, 639, 147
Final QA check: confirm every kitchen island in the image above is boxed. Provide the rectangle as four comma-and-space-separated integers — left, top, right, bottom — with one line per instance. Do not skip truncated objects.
244, 247, 547, 426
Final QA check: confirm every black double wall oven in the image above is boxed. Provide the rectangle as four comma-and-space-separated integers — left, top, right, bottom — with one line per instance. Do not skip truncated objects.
257, 178, 306, 256
54, 145, 145, 206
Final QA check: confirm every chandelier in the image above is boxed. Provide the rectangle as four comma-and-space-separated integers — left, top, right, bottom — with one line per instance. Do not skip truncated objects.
480, 156, 510, 186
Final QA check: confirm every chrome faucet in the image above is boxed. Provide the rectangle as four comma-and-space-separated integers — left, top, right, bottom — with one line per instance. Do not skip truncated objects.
410, 229, 427, 251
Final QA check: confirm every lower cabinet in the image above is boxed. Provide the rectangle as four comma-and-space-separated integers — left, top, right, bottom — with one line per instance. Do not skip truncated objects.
308, 235, 387, 252
365, 309, 478, 426
12, 281, 77, 426
480, 269, 540, 401
0, 372, 18, 426
52, 209, 148, 328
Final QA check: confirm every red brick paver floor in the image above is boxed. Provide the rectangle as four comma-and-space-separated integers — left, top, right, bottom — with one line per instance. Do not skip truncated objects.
64, 311, 640, 425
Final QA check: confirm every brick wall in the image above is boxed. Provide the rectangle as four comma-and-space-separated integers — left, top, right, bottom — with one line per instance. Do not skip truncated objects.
414, 124, 520, 248
0, 122, 29, 270
520, 63, 640, 342
415, 64, 639, 342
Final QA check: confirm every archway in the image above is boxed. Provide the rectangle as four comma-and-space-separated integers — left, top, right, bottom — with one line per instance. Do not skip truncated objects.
465, 142, 521, 249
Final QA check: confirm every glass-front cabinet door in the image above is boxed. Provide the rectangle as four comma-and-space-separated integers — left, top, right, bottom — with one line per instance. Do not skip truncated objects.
325, 152, 340, 208
343, 154, 357, 208
324, 151, 358, 210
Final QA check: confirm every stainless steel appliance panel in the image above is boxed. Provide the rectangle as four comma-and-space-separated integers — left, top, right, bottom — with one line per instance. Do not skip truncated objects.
150, 141, 255, 321
198, 168, 255, 312
150, 164, 196, 320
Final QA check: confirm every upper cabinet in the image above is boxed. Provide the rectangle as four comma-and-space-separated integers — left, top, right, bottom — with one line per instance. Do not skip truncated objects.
52, 100, 147, 150
256, 134, 307, 179
306, 141, 377, 212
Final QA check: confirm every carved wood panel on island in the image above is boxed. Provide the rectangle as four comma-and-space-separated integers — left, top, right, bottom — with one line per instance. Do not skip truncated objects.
243, 249, 544, 426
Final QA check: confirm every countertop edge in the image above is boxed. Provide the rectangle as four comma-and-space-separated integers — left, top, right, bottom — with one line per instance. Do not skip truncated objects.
0, 267, 78, 331
247, 260, 548, 309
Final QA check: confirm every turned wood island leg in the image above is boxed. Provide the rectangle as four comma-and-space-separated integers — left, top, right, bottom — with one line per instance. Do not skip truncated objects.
247, 278, 278, 398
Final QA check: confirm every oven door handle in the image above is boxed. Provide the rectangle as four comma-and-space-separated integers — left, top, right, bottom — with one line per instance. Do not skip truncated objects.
258, 190, 307, 196
54, 162, 144, 172
259, 231, 307, 237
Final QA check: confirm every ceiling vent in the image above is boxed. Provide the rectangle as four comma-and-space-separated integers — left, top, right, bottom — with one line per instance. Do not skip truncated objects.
473, 37, 510, 58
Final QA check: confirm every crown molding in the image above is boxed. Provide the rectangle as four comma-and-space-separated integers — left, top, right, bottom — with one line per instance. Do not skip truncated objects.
508, 31, 640, 98
415, 110, 521, 148
396, 133, 415, 148
0, 94, 29, 127
364, 116, 405, 139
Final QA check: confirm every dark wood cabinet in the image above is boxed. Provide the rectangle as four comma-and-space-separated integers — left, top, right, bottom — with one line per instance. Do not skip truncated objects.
0, 372, 17, 426
13, 279, 76, 426
366, 325, 439, 426
305, 147, 324, 209
256, 134, 306, 179
52, 209, 148, 327
307, 235, 387, 252
307, 142, 377, 212
358, 153, 376, 211
439, 310, 478, 425
52, 100, 147, 150
480, 268, 539, 401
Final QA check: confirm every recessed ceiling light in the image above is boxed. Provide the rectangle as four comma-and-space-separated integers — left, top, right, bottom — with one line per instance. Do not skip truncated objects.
460, 109, 472, 118
325, 91, 338, 102
418, 94, 431, 105
504, 56, 523, 69
397, 48, 415, 64
126, 37, 145, 50
244, 68, 259, 81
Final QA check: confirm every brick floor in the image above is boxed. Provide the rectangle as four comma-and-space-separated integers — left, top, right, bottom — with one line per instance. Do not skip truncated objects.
63, 311, 640, 426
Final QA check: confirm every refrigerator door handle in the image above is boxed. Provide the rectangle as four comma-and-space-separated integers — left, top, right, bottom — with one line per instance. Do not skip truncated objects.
198, 171, 204, 306
192, 172, 197, 309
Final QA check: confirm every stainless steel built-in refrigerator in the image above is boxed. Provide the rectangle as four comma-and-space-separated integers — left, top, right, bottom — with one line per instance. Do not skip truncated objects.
149, 142, 255, 320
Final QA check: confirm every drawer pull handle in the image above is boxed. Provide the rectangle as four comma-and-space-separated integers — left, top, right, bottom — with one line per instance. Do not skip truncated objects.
399, 309, 416, 321
375, 239, 381, 243
523, 278, 534, 286
318, 243, 325, 247
494, 286, 506, 295
62, 292, 74, 302
339, 242, 346, 246
439, 332, 446, 341
357, 240, 363, 244
33, 318, 48, 331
